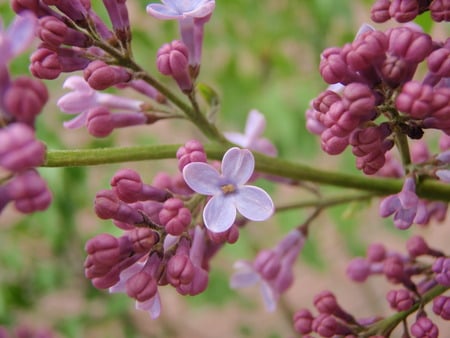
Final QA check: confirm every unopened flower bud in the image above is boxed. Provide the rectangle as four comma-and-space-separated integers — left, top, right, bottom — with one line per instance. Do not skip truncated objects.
126, 269, 158, 302
293, 309, 314, 334
386, 288, 415, 311
389, 0, 419, 23
367, 243, 386, 262
432, 257, 450, 286
176, 140, 207, 172
84, 60, 132, 90
30, 47, 61, 80
158, 198, 192, 235
410, 316, 439, 338
94, 189, 145, 224
370, 0, 391, 22
167, 253, 195, 287
430, 0, 450, 22
432, 296, 450, 320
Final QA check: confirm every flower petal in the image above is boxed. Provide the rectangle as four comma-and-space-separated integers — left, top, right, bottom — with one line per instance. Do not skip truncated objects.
235, 186, 274, 221
260, 280, 277, 312
221, 147, 254, 185
223, 132, 248, 148
203, 194, 236, 233
182, 162, 221, 195
230, 261, 260, 289
63, 111, 88, 129
146, 4, 183, 19
136, 292, 162, 319
244, 110, 266, 143
7, 12, 37, 59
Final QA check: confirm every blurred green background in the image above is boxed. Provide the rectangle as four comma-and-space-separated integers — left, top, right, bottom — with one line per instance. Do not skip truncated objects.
1, 1, 445, 338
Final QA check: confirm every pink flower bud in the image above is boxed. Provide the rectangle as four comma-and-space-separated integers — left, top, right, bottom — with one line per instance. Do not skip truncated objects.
166, 254, 195, 287
370, 0, 391, 22
430, 0, 450, 21
94, 189, 145, 224
84, 60, 132, 90
366, 243, 386, 262
432, 296, 450, 320
411, 317, 439, 338
176, 266, 208, 296
427, 47, 450, 78
389, 0, 419, 22
387, 27, 432, 63
254, 250, 281, 280
293, 309, 314, 334
176, 140, 207, 172
3, 76, 48, 126
395, 81, 433, 119
42, 0, 88, 24
207, 224, 239, 244
126, 270, 158, 302
85, 233, 132, 266
312, 314, 351, 337
386, 289, 414, 311
157, 40, 193, 92
127, 228, 159, 253
158, 198, 192, 235
30, 47, 62, 80
37, 16, 67, 47
314, 291, 339, 315
342, 83, 376, 117
0, 124, 46, 172
320, 47, 353, 85
345, 30, 388, 71
346, 257, 371, 282
432, 257, 450, 286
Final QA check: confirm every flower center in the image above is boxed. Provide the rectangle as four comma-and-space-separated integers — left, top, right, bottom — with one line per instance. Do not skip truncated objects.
221, 183, 236, 194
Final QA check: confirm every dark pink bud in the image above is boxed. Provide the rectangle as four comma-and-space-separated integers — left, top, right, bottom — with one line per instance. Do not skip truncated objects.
432, 257, 450, 286
380, 54, 414, 87
176, 140, 207, 172
293, 309, 314, 334
42, 0, 88, 24
176, 266, 208, 296
383, 256, 407, 283
366, 243, 386, 262
386, 289, 414, 311
312, 314, 351, 337
320, 47, 354, 84
157, 40, 193, 92
0, 123, 46, 171
94, 189, 145, 224
127, 228, 159, 253
432, 295, 450, 320
12, 0, 53, 16
314, 291, 339, 314
345, 30, 388, 71
342, 83, 376, 117
346, 257, 371, 282
371, 0, 391, 22
84, 60, 132, 90
312, 90, 341, 115
207, 224, 239, 244
85, 233, 131, 266
6, 169, 51, 213
389, 0, 419, 22
406, 235, 429, 257
430, 0, 450, 22
427, 47, 450, 78
3, 76, 48, 126
166, 254, 195, 287
387, 27, 433, 63
395, 81, 433, 119
103, 0, 130, 43
321, 129, 349, 155
410, 317, 439, 338
158, 198, 192, 235
126, 270, 158, 302
254, 250, 281, 280
30, 47, 62, 80
111, 169, 169, 203
37, 16, 67, 47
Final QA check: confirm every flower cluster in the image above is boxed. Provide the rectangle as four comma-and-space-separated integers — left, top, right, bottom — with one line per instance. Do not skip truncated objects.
86, 143, 274, 317
294, 236, 449, 337
0, 325, 54, 338
0, 11, 51, 215
370, 0, 450, 23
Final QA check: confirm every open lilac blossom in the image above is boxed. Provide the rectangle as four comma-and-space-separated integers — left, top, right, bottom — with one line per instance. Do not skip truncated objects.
224, 110, 277, 156
230, 230, 305, 311
182, 147, 274, 233
57, 76, 144, 129
379, 176, 419, 229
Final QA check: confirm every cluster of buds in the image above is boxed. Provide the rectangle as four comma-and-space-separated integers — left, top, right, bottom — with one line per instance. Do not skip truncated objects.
0, 325, 54, 338
0, 12, 51, 215
306, 22, 449, 175
86, 141, 269, 317
371, 0, 450, 23
294, 236, 449, 337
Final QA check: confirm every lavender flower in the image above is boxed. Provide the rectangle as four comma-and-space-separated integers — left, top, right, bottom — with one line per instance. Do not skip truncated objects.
182, 147, 274, 233
224, 110, 277, 156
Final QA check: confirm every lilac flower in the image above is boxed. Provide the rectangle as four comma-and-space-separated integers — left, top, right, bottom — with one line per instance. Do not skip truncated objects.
0, 11, 36, 65
57, 76, 144, 129
182, 147, 274, 233
224, 110, 277, 156
379, 176, 419, 229
230, 230, 305, 311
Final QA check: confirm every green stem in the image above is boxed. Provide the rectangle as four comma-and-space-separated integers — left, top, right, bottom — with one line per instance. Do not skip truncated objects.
394, 127, 412, 172
42, 145, 450, 201
362, 285, 449, 337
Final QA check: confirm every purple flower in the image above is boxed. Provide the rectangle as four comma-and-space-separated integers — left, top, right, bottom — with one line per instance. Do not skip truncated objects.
224, 110, 277, 157
146, 0, 215, 20
182, 147, 274, 233
379, 176, 419, 229
57, 76, 144, 129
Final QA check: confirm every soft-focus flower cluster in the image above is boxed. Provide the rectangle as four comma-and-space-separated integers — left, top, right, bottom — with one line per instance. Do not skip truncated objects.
293, 236, 449, 337
0, 325, 55, 338
0, 11, 51, 215
86, 142, 274, 317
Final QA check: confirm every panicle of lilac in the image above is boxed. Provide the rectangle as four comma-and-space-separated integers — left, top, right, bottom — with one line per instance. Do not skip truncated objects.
146, 0, 215, 70
157, 40, 193, 93
0, 123, 46, 172
432, 257, 450, 286
293, 309, 314, 335
371, 0, 448, 23
176, 139, 207, 172
432, 295, 450, 320
1, 169, 52, 213
158, 198, 192, 235
410, 316, 439, 338
224, 110, 278, 157
379, 176, 419, 229
84, 60, 132, 90
111, 169, 170, 203
386, 288, 415, 311
3, 76, 48, 126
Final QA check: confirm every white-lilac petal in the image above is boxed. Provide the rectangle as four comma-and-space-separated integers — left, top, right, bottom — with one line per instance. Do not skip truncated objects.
183, 162, 222, 195
260, 280, 277, 312
136, 293, 161, 319
245, 110, 266, 142
109, 261, 145, 293
147, 0, 215, 20
203, 194, 236, 233
221, 147, 254, 185
2, 12, 36, 62
379, 195, 401, 217
63, 111, 88, 129
235, 186, 274, 221
394, 207, 416, 229
436, 169, 450, 183
230, 261, 260, 288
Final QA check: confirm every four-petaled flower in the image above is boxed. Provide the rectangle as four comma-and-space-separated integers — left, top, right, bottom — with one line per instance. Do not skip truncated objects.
146, 0, 215, 20
182, 147, 274, 233
224, 110, 277, 157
